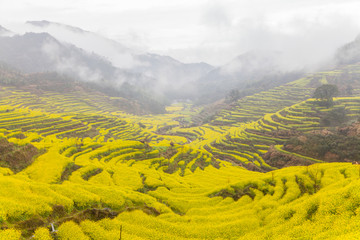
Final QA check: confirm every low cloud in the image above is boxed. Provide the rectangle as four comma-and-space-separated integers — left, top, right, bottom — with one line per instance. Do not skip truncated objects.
41, 38, 105, 83
22, 21, 143, 70
166, 1, 360, 70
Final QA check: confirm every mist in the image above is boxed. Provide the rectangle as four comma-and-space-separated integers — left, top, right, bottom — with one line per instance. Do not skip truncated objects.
12, 21, 143, 70
41, 38, 104, 82
1, 0, 359, 69
164, 1, 360, 71
1, 0, 360, 105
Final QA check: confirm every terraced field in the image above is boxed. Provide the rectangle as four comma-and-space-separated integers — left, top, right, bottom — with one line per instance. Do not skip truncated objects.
1, 63, 360, 239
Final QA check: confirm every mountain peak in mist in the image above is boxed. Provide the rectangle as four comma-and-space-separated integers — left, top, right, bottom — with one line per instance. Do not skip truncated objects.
26, 20, 137, 68
22, 20, 215, 99
23, 31, 58, 43
221, 50, 284, 75
26, 20, 51, 27
27, 20, 86, 34
201, 49, 286, 84
195, 49, 305, 103
335, 35, 360, 65
0, 31, 119, 79
0, 25, 14, 37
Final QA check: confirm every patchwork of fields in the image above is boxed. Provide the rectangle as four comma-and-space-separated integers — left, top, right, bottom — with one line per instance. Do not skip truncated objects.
0, 64, 360, 239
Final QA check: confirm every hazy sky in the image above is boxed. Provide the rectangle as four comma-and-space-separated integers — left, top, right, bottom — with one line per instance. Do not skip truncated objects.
1, 0, 360, 66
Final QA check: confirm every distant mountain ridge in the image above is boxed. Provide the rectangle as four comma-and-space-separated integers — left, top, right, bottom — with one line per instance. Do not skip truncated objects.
195, 50, 305, 103
0, 25, 13, 37
0, 32, 155, 87
1, 21, 360, 106
335, 35, 360, 65
25, 20, 215, 99
0, 29, 209, 102
27, 20, 86, 33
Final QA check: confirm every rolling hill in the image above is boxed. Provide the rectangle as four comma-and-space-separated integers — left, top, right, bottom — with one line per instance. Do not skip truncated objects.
0, 58, 359, 239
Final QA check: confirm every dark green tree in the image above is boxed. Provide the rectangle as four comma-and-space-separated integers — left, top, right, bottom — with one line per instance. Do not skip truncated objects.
313, 84, 339, 108
226, 89, 240, 103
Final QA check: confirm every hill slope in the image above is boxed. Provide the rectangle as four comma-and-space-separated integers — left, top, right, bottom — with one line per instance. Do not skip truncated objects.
0, 62, 359, 239
0, 63, 166, 115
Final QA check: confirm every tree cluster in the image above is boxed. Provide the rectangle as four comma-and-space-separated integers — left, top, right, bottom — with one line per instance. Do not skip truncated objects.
313, 84, 339, 108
